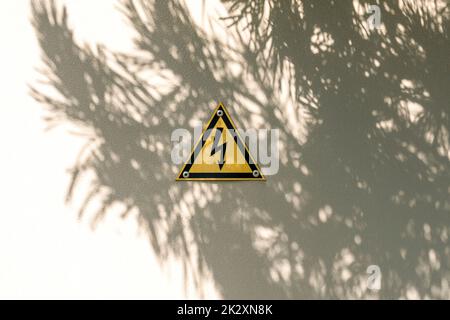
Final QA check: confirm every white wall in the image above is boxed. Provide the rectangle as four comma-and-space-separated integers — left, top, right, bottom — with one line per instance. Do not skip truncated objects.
0, 0, 219, 299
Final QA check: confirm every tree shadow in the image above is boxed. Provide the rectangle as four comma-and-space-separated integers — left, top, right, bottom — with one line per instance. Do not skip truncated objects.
31, 0, 450, 299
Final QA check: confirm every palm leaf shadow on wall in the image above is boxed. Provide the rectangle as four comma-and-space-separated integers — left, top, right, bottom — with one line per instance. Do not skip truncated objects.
31, 0, 450, 298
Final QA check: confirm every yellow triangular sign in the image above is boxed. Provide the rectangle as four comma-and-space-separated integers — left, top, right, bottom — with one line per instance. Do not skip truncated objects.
177, 103, 265, 181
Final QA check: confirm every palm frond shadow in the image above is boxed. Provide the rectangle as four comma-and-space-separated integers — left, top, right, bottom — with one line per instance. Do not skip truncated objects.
31, 0, 450, 298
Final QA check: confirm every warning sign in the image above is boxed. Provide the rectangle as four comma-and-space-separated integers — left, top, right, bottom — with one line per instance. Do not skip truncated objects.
176, 103, 265, 181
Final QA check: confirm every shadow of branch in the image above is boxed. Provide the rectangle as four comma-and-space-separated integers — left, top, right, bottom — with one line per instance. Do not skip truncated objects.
31, 0, 450, 299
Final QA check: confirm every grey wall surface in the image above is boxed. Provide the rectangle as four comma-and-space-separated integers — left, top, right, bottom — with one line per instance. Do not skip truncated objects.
31, 0, 450, 299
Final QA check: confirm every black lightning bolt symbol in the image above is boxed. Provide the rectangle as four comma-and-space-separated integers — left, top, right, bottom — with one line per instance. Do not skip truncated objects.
210, 127, 227, 170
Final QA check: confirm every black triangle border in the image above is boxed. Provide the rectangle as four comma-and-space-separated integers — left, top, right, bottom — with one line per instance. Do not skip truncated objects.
176, 103, 265, 181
